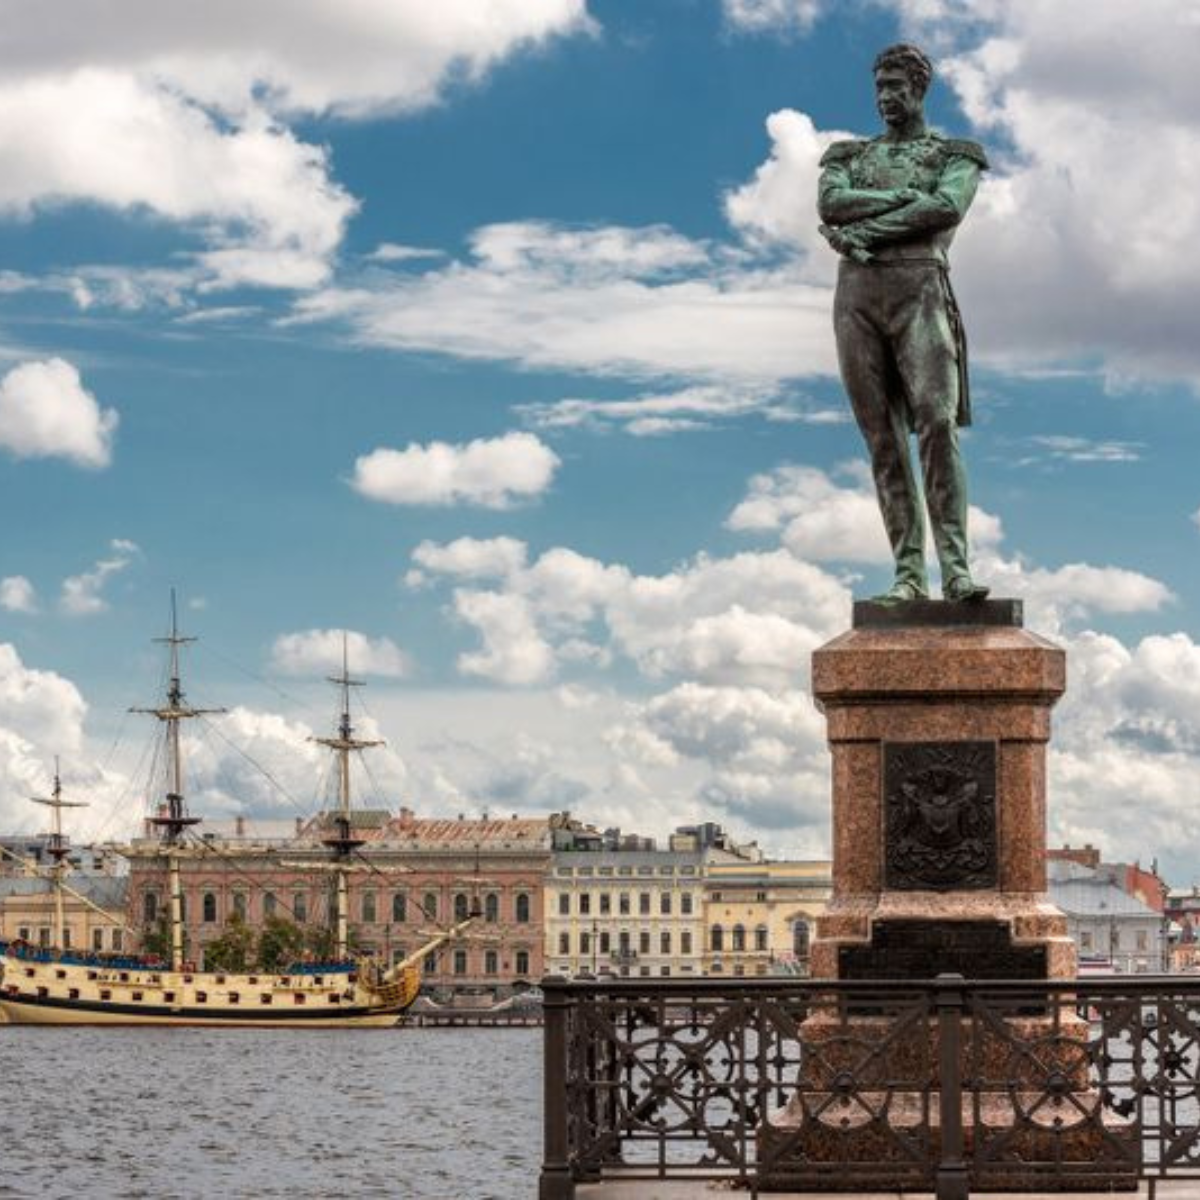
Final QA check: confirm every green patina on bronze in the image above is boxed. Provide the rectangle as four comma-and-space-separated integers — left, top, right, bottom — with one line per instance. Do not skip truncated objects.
818, 43, 989, 604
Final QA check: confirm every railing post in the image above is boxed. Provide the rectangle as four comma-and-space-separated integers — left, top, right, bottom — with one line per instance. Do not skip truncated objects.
935, 973, 969, 1200
540, 975, 575, 1200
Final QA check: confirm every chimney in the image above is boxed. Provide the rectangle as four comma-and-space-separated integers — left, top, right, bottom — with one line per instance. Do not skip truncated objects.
235, 815, 245, 838
399, 806, 414, 824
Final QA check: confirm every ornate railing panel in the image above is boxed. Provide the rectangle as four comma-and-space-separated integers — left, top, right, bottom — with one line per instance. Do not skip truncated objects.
540, 975, 1200, 1200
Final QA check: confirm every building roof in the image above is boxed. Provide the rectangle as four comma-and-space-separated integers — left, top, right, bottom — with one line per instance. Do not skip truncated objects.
1049, 876, 1162, 920
553, 848, 705, 868
0, 875, 127, 906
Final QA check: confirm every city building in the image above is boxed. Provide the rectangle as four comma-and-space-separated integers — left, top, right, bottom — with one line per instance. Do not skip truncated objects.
544, 822, 763, 978
1048, 858, 1166, 973
0, 873, 128, 953
123, 807, 561, 998
704, 860, 832, 977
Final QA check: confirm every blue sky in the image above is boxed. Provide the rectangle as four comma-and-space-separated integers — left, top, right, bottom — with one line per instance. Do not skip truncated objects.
1, 0, 1199, 879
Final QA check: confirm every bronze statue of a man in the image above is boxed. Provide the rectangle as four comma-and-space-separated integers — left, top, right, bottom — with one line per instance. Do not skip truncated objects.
818, 43, 988, 603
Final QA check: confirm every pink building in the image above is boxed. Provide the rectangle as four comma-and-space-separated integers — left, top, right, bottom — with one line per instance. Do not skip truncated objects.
126, 808, 564, 997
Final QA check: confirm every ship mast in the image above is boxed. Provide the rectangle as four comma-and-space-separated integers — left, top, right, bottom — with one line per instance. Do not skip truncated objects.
30, 759, 88, 951
312, 636, 382, 961
132, 592, 224, 971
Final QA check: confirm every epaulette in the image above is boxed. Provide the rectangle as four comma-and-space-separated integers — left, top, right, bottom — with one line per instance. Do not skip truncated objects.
819, 139, 867, 167
941, 138, 989, 169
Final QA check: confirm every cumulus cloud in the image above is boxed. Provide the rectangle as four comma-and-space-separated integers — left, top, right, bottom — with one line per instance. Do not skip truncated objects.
410, 536, 528, 581
269, 628, 411, 679
0, 3, 592, 292
0, 358, 118, 467
727, 461, 1005, 565
351, 431, 560, 509
59, 539, 140, 616
0, 576, 37, 613
413, 534, 849, 689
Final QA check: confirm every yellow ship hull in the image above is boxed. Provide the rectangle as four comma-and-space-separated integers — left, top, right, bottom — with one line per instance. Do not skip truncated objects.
0, 953, 421, 1028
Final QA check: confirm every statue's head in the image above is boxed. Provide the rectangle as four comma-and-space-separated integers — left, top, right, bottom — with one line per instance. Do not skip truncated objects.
873, 43, 933, 129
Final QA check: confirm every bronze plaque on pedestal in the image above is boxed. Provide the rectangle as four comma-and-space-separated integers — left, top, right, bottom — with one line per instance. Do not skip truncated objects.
884, 740, 997, 891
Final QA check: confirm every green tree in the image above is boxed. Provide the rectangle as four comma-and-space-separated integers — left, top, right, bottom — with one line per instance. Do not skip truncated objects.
257, 915, 306, 971
141, 915, 188, 963
202, 913, 256, 972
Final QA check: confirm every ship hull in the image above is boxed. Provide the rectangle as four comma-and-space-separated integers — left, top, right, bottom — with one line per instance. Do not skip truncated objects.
0, 993, 403, 1027
0, 953, 420, 1028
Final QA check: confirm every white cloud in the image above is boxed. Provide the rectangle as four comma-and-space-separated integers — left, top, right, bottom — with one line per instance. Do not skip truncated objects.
517, 383, 829, 436
0, 3, 592, 293
269, 629, 411, 679
1024, 436, 1143, 465
351, 431, 560, 509
0, 642, 88, 753
293, 220, 837, 383
414, 534, 850, 689
0, 576, 37, 614
727, 462, 1005, 566
453, 590, 557, 686
410, 536, 528, 580
59, 539, 139, 616
0, 358, 118, 467
722, 0, 822, 36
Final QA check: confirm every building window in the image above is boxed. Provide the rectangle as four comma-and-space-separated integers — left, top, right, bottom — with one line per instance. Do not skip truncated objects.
793, 920, 810, 959
485, 893, 499, 923
202, 892, 217, 924
1080, 931, 1093, 951
454, 949, 468, 976
515, 893, 531, 923
681, 893, 693, 916
62, 928, 73, 949
660, 893, 672, 916
425, 951, 439, 973
599, 892, 611, 915
711, 925, 725, 953
558, 893, 570, 916
661, 931, 671, 955
112, 930, 123, 952
515, 950, 530, 976
732, 925, 746, 952
599, 932, 611, 955
755, 925, 768, 952
143, 891, 159, 924
619, 893, 630, 916
639, 893, 651, 916
559, 932, 570, 955
454, 893, 469, 922
92, 929, 104, 952
681, 931, 692, 955
233, 893, 248, 922
362, 891, 377, 924
580, 932, 591, 956
293, 892, 308, 924
639, 931, 651, 955
424, 892, 438, 921
579, 893, 591, 916
263, 892, 277, 918
392, 892, 407, 923
1137, 930, 1149, 951
485, 950, 499, 975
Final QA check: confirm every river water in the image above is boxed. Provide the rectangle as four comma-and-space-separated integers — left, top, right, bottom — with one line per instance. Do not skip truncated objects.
0, 1026, 541, 1199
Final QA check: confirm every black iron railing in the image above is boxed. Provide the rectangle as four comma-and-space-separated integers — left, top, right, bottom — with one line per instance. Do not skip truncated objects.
539, 973, 1200, 1198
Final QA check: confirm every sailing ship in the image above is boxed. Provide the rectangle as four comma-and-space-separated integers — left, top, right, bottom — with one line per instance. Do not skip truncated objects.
0, 601, 477, 1026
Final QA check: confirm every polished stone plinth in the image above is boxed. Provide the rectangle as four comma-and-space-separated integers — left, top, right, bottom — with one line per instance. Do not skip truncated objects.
808, 604, 1074, 981
756, 602, 1137, 1192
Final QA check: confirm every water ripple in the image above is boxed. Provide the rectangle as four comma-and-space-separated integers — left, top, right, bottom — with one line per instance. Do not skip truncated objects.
0, 1026, 541, 1198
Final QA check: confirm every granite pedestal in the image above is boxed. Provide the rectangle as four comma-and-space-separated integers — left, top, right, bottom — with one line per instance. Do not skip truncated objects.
760, 601, 1134, 1192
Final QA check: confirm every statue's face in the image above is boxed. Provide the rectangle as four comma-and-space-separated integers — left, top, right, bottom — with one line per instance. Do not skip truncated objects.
874, 66, 922, 129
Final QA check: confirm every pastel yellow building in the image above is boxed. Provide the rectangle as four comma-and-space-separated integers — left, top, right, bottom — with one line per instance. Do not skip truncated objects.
704, 860, 832, 977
